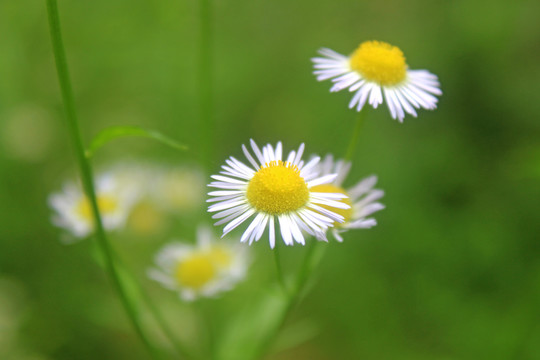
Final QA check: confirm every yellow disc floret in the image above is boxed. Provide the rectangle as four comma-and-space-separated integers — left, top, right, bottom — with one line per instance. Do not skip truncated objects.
208, 247, 233, 269
350, 40, 407, 86
175, 253, 216, 289
310, 184, 353, 226
77, 195, 119, 220
246, 160, 309, 215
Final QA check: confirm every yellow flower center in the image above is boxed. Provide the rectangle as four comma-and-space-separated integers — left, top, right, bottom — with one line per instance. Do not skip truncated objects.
349, 40, 407, 86
128, 201, 164, 235
77, 195, 118, 220
310, 184, 353, 226
208, 247, 233, 269
175, 253, 216, 289
246, 161, 309, 215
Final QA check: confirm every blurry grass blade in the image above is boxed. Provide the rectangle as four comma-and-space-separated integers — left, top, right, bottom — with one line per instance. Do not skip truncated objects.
272, 319, 319, 354
85, 126, 187, 157
90, 243, 142, 314
215, 287, 289, 360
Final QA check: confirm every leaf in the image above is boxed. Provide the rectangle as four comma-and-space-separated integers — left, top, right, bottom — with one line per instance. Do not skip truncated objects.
85, 125, 187, 158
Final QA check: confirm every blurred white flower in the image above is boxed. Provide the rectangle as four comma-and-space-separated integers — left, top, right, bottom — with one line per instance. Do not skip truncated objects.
311, 155, 385, 242
148, 226, 248, 301
312, 40, 441, 122
102, 162, 204, 235
152, 166, 205, 212
48, 173, 139, 239
208, 140, 350, 248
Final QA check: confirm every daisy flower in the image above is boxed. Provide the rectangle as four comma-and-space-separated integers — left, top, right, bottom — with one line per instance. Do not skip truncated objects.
147, 226, 248, 301
311, 155, 385, 242
48, 173, 139, 239
207, 140, 350, 248
312, 40, 442, 122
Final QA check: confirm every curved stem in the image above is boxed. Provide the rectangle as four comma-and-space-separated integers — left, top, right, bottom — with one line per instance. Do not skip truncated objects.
273, 242, 289, 296
139, 272, 199, 359
46, 2, 161, 358
252, 241, 326, 359
344, 109, 368, 161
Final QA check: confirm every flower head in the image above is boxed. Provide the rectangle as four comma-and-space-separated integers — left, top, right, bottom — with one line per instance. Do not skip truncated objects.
148, 226, 248, 301
208, 140, 350, 248
311, 155, 385, 242
48, 173, 138, 240
312, 40, 442, 122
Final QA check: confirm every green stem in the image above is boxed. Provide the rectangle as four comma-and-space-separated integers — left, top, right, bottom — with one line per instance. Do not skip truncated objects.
140, 274, 199, 360
198, 0, 214, 171
46, 2, 160, 358
273, 243, 289, 296
252, 241, 326, 360
193, 300, 217, 360
344, 109, 367, 161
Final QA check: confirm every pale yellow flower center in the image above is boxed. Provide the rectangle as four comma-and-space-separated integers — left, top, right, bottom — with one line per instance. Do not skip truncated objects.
349, 41, 407, 86
174, 248, 233, 289
208, 247, 233, 268
76, 195, 118, 220
175, 253, 216, 289
246, 160, 309, 215
310, 184, 352, 226
128, 201, 164, 235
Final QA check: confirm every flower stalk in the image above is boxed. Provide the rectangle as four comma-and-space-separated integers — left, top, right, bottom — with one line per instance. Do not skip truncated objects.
46, 1, 160, 358
253, 240, 326, 359
344, 109, 367, 162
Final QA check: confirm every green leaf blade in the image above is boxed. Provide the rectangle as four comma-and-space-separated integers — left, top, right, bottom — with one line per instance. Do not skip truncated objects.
85, 125, 188, 158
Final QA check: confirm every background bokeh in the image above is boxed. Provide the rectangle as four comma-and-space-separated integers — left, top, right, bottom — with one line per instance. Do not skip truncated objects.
1, 0, 540, 359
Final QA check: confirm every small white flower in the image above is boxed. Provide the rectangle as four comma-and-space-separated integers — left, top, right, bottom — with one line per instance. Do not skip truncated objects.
207, 140, 351, 248
48, 173, 138, 239
312, 40, 442, 122
311, 155, 385, 242
147, 226, 248, 301
102, 162, 205, 235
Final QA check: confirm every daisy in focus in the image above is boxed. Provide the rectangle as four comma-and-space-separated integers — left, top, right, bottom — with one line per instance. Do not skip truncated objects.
312, 40, 442, 122
48, 173, 139, 239
208, 140, 350, 248
148, 226, 248, 301
311, 155, 385, 242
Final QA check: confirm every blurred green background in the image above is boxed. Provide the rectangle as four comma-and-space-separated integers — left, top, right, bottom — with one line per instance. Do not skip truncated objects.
1, 0, 540, 359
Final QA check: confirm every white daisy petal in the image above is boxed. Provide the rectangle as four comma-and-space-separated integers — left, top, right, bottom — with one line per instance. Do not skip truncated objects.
222, 209, 255, 236
241, 212, 265, 243
287, 215, 305, 245
309, 155, 386, 241
278, 215, 294, 246
250, 139, 265, 166
307, 173, 338, 188
268, 216, 276, 249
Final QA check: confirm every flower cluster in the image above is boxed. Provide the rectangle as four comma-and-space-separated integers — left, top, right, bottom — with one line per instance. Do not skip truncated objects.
48, 163, 204, 241
48, 37, 441, 305
207, 140, 385, 247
